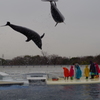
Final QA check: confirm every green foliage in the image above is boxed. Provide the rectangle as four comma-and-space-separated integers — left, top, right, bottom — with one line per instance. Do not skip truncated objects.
2, 54, 100, 65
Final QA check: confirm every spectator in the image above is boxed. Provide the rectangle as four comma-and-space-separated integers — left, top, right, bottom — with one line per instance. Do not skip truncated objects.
69, 65, 74, 80
84, 65, 89, 79
76, 65, 82, 79
63, 67, 70, 80
94, 62, 100, 78
90, 61, 96, 79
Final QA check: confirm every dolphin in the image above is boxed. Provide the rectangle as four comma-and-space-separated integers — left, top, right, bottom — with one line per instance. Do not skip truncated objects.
2, 22, 45, 49
42, 0, 65, 26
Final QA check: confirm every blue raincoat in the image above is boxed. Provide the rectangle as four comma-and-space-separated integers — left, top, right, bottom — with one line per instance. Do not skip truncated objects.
76, 65, 82, 79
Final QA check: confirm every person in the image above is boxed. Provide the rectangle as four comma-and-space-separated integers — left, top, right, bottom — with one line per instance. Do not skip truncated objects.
94, 63, 100, 78
74, 63, 79, 78
75, 65, 82, 79
90, 61, 96, 79
69, 65, 74, 80
63, 67, 70, 80
84, 65, 89, 79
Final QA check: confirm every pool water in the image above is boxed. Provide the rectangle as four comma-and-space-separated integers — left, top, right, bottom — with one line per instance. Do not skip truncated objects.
0, 65, 100, 100
0, 84, 100, 100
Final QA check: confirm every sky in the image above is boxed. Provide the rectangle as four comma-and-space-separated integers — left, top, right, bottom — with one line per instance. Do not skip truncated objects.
0, 0, 100, 59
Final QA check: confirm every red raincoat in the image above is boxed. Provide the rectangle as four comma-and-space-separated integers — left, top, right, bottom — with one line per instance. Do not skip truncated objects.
63, 67, 70, 77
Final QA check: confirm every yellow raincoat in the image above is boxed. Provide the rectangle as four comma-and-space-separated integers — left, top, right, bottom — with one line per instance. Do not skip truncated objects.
84, 65, 90, 77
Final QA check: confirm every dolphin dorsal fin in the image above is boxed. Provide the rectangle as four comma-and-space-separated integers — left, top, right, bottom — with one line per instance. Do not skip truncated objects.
41, 33, 45, 38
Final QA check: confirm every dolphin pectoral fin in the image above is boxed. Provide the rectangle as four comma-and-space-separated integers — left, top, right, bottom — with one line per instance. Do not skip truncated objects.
55, 23, 58, 27
41, 33, 45, 39
26, 38, 31, 42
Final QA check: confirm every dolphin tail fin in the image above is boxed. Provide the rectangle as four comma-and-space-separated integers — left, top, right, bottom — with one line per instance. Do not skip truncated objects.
41, 33, 45, 39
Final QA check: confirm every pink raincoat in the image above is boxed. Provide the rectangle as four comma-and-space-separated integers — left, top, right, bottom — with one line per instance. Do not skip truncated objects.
95, 63, 100, 73
69, 66, 74, 77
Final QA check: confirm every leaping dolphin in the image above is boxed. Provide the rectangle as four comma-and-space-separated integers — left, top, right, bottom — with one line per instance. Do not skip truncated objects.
2, 22, 45, 49
42, 0, 65, 26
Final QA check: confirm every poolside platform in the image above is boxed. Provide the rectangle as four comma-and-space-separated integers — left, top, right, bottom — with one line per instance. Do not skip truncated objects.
0, 81, 24, 86
27, 74, 47, 83
46, 77, 100, 85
